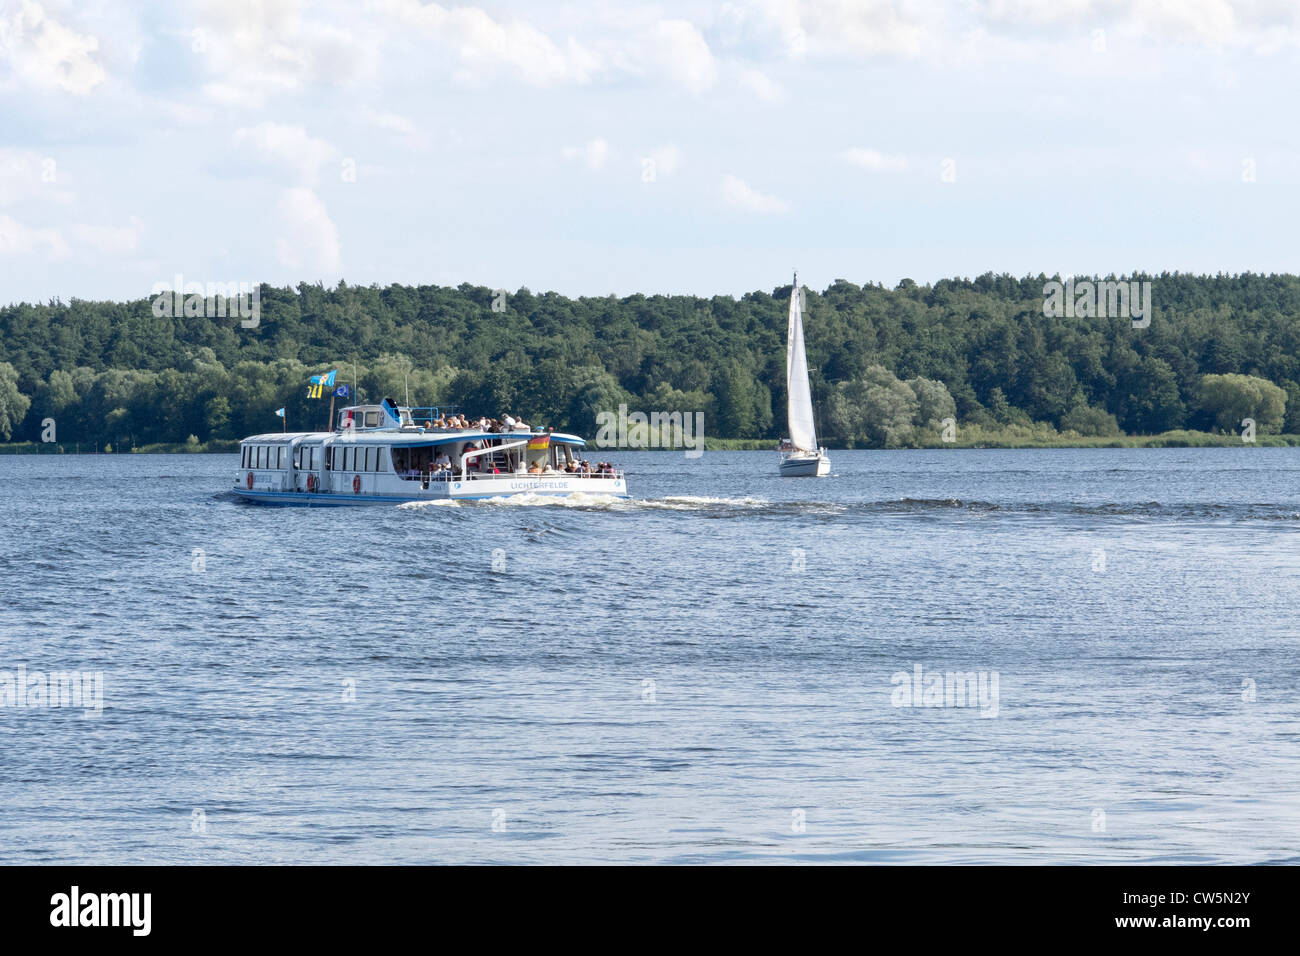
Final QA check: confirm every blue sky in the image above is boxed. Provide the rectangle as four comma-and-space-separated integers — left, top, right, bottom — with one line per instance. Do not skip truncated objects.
1, 0, 1298, 303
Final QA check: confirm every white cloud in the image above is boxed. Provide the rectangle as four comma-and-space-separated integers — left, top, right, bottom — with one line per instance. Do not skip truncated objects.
721, 173, 790, 213
563, 138, 610, 170
646, 145, 682, 177
0, 0, 107, 94
803, 0, 933, 57
234, 123, 339, 185
274, 187, 341, 272
69, 216, 144, 254
194, 0, 370, 107
370, 111, 416, 136
839, 147, 908, 171
365, 110, 431, 149
373, 0, 598, 86
716, 0, 933, 60
0, 149, 72, 204
733, 63, 787, 102
373, 3, 721, 92
716, 0, 1294, 63
977, 0, 1300, 49
638, 19, 716, 92
0, 213, 68, 257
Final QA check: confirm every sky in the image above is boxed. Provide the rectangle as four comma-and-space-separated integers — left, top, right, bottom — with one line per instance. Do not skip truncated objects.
1, 0, 1299, 303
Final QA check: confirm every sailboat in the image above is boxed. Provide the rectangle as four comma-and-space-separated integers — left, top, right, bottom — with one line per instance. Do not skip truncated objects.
778, 272, 830, 477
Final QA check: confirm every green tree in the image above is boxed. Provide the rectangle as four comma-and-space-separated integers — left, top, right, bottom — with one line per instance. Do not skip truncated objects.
0, 362, 32, 441
906, 376, 957, 428
827, 366, 920, 447
205, 395, 232, 440
1120, 358, 1185, 433
1060, 404, 1122, 437
715, 362, 757, 437
1198, 373, 1287, 433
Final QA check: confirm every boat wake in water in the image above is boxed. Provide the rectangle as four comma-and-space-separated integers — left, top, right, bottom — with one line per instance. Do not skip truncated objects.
395, 492, 1300, 521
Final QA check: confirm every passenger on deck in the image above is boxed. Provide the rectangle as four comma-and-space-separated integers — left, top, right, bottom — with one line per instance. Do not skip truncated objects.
434, 451, 451, 471
527, 460, 543, 474
502, 415, 517, 431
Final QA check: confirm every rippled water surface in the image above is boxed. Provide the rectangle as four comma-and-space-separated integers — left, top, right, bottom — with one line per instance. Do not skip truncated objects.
2, 448, 1298, 864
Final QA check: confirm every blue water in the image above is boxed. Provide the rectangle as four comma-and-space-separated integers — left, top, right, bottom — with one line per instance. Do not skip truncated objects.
1, 448, 1298, 864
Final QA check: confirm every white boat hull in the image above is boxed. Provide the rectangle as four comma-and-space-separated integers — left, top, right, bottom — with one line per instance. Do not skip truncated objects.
233, 472, 629, 505
779, 453, 830, 477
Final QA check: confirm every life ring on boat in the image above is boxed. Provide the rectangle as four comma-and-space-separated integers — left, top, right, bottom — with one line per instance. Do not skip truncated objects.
246, 471, 253, 490
353, 474, 361, 494
306, 473, 315, 492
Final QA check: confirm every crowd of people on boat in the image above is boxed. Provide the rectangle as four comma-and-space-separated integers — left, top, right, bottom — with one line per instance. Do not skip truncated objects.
526, 459, 618, 476
424, 413, 531, 433
391, 443, 618, 481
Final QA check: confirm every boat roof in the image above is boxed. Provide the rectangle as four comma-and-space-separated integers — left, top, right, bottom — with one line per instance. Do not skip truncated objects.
241, 430, 587, 447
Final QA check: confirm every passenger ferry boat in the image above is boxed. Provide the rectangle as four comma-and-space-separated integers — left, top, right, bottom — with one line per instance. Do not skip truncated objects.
232, 401, 628, 505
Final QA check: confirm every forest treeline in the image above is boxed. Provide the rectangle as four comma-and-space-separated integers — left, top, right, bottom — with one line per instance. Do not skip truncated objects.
2, 272, 1300, 449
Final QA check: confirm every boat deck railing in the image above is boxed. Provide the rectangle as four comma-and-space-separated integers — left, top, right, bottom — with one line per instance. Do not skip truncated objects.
393, 469, 624, 482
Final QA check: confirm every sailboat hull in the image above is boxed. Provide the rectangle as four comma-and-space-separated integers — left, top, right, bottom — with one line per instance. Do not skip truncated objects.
778, 453, 830, 477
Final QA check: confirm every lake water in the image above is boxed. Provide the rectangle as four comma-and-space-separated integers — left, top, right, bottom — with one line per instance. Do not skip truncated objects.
1, 448, 1298, 864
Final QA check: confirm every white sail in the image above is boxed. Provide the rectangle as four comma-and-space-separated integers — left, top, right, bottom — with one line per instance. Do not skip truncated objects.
785, 276, 818, 452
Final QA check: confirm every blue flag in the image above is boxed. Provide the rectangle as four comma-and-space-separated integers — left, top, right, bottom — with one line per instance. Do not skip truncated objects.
275, 408, 285, 418
334, 384, 350, 399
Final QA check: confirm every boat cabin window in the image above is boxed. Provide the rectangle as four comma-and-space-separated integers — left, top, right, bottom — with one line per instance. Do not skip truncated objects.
364, 411, 380, 428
